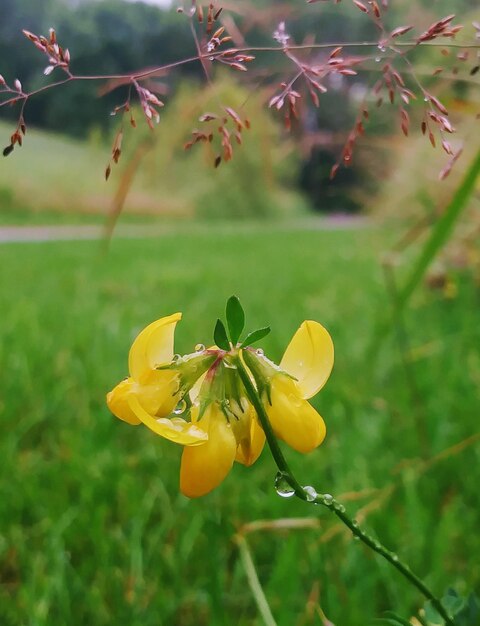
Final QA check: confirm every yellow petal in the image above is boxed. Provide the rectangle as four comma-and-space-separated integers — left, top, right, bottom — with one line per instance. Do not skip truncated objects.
128, 395, 208, 445
180, 404, 237, 497
108, 370, 179, 421
128, 313, 182, 382
235, 413, 266, 466
106, 378, 141, 425
266, 375, 326, 454
135, 369, 180, 417
280, 320, 334, 399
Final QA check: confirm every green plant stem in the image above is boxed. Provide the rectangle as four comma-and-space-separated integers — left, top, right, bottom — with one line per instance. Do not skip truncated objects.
234, 356, 455, 626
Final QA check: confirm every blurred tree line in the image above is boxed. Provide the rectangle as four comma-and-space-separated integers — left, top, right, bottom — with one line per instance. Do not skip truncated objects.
0, 0, 199, 136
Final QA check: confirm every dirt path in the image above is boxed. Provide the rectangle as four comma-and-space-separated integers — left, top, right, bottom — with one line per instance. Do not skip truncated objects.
0, 217, 369, 244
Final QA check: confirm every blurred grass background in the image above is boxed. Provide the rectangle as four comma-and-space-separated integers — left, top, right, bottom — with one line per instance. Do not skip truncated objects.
0, 223, 479, 626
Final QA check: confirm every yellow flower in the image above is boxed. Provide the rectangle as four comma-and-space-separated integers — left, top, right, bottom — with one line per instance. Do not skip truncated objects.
180, 396, 266, 498
107, 310, 333, 498
107, 313, 266, 497
107, 313, 208, 445
245, 320, 334, 454
272, 320, 333, 452
180, 403, 237, 498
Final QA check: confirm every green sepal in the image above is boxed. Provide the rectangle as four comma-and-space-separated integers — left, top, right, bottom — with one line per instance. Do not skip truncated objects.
175, 353, 217, 397
226, 296, 245, 345
240, 326, 270, 348
223, 360, 244, 417
155, 362, 176, 371
196, 357, 226, 421
214, 318, 230, 350
242, 348, 272, 402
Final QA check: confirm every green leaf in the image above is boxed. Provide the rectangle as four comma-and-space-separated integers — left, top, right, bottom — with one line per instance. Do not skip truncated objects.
226, 296, 245, 345
447, 592, 479, 626
240, 326, 271, 348
442, 590, 465, 616
444, 588, 459, 599
424, 601, 445, 625
213, 319, 230, 351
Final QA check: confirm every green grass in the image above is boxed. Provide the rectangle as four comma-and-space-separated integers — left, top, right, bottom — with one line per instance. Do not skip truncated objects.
0, 224, 479, 626
0, 121, 188, 221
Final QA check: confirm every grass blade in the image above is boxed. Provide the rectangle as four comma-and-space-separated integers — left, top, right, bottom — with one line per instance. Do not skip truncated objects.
369, 148, 480, 357
235, 535, 278, 626
396, 148, 480, 310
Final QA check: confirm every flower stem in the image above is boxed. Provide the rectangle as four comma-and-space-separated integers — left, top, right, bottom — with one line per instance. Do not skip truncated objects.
234, 356, 455, 626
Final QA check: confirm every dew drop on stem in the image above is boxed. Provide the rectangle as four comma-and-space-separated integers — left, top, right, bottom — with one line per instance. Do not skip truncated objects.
303, 485, 317, 502
274, 472, 295, 498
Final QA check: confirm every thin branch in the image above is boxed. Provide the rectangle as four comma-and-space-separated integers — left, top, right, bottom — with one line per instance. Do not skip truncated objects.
2, 39, 478, 110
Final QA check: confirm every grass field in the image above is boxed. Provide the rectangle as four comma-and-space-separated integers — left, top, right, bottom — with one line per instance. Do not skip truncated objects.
0, 121, 194, 221
0, 222, 479, 626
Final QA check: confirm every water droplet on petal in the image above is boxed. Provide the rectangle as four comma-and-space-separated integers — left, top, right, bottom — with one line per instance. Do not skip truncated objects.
195, 343, 206, 352
303, 485, 317, 502
173, 399, 187, 415
172, 354, 181, 363
375, 56, 381, 63
187, 424, 206, 438
274, 472, 295, 498
256, 348, 264, 356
